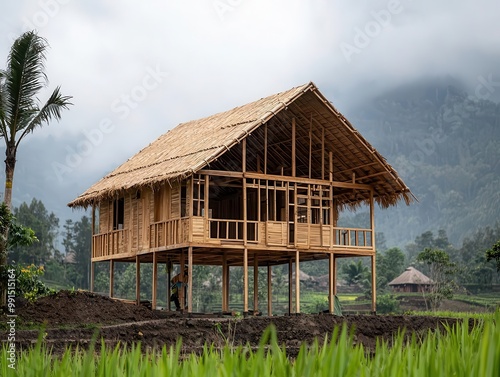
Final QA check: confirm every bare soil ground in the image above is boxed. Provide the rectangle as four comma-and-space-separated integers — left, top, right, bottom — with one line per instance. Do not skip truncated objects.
1, 291, 473, 357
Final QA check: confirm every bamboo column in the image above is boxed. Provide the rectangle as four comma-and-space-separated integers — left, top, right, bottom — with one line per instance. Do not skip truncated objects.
152, 252, 158, 310
371, 254, 377, 313
180, 250, 185, 312
109, 260, 114, 298
135, 256, 140, 305
295, 249, 300, 314
167, 258, 171, 311
253, 256, 258, 314
188, 246, 193, 313
90, 262, 94, 293
288, 259, 293, 315
328, 253, 334, 313
243, 247, 249, 316
222, 253, 228, 311
267, 264, 272, 316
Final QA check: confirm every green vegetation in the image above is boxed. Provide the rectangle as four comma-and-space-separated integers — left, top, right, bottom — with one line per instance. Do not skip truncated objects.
3, 311, 499, 376
486, 240, 500, 272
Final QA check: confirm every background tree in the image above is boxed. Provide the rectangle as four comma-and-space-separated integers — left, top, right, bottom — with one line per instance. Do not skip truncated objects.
486, 241, 500, 273
377, 247, 405, 291
10, 198, 59, 266
341, 260, 369, 287
417, 248, 457, 311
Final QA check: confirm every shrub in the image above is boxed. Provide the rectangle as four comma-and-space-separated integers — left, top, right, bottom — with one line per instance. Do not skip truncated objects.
377, 294, 401, 314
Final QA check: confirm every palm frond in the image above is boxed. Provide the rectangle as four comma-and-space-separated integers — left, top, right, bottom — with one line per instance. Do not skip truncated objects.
5, 31, 49, 136
16, 86, 73, 147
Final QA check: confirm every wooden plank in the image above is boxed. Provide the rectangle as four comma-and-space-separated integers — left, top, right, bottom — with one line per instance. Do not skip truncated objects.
295, 249, 300, 314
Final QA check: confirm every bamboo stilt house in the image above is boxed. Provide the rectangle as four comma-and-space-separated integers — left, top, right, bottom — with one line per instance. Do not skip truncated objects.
69, 82, 414, 314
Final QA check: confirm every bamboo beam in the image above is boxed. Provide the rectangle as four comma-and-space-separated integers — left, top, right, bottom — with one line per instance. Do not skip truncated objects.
253, 255, 258, 314
109, 260, 114, 298
198, 170, 373, 190
288, 259, 293, 315
371, 254, 377, 313
329, 151, 333, 182
135, 256, 140, 305
243, 247, 249, 315
295, 249, 300, 314
267, 264, 272, 316
292, 118, 296, 177
152, 252, 158, 310
188, 246, 193, 313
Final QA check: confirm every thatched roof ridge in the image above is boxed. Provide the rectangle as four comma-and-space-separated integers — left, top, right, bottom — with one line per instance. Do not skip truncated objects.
388, 267, 433, 286
69, 82, 414, 208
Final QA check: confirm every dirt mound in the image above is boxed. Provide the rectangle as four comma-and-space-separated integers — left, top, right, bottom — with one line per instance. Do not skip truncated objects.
1, 291, 470, 357
11, 290, 166, 326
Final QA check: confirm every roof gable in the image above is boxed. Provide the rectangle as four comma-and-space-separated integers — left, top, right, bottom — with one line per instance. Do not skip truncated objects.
388, 267, 433, 286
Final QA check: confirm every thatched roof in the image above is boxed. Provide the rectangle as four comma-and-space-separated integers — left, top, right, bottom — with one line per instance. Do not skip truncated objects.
388, 267, 433, 286
69, 82, 414, 208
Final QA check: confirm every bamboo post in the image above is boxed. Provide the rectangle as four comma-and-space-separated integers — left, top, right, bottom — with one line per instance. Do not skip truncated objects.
135, 256, 141, 305
371, 254, 377, 313
328, 253, 334, 313
321, 126, 325, 180
267, 264, 272, 316
109, 260, 114, 298
309, 114, 312, 179
152, 252, 158, 310
292, 118, 296, 177
225, 263, 230, 312
90, 262, 94, 293
188, 246, 193, 313
333, 255, 337, 296
243, 247, 249, 316
288, 259, 293, 315
253, 255, 258, 314
264, 122, 268, 174
180, 250, 185, 312
222, 253, 227, 311
370, 189, 375, 249
167, 258, 171, 311
295, 249, 300, 314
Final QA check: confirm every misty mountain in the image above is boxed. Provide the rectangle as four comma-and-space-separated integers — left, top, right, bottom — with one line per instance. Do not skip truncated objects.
345, 79, 500, 247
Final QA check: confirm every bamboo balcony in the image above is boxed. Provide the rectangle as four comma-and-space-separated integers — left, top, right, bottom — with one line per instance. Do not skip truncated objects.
92, 217, 374, 259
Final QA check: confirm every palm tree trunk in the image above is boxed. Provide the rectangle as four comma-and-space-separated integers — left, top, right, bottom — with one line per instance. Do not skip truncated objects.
1, 147, 16, 305
4, 148, 16, 209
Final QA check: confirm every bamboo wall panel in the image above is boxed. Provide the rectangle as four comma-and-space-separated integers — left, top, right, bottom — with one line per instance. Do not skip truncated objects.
171, 184, 180, 219
266, 221, 287, 246
191, 217, 205, 242
309, 224, 322, 247
296, 223, 309, 246
99, 201, 110, 233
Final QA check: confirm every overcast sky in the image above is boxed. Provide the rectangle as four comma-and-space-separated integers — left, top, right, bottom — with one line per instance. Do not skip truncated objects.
0, 0, 499, 228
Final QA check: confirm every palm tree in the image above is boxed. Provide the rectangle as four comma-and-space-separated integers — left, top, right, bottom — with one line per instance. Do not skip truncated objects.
0, 30, 72, 208
0, 30, 72, 302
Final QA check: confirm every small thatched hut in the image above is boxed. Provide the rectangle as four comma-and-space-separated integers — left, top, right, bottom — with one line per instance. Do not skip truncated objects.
69, 82, 414, 314
388, 267, 433, 293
